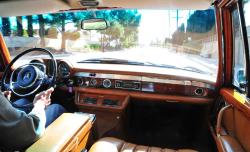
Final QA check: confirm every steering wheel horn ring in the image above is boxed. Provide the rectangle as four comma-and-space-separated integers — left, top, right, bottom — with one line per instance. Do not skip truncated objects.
1, 48, 57, 97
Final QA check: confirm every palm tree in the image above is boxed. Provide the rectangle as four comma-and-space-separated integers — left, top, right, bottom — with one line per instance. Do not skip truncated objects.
27, 15, 33, 37
16, 16, 23, 36
60, 13, 66, 51
38, 15, 45, 47
2, 17, 11, 36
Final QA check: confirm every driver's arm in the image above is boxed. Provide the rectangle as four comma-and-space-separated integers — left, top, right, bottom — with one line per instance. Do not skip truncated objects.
0, 88, 53, 150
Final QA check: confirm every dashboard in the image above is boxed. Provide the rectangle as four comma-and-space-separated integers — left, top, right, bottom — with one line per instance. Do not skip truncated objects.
31, 59, 216, 100
26, 58, 217, 115
50, 60, 216, 98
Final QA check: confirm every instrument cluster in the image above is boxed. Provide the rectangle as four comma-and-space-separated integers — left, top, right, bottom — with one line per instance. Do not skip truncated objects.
57, 61, 71, 78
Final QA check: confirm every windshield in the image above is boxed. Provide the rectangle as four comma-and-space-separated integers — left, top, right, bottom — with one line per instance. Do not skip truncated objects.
0, 8, 218, 80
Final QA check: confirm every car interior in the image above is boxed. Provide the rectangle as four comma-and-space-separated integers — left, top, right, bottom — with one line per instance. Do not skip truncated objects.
0, 0, 250, 152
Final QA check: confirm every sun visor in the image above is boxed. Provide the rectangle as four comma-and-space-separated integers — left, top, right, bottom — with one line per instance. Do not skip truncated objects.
67, 0, 213, 10
0, 0, 70, 17
0, 0, 213, 17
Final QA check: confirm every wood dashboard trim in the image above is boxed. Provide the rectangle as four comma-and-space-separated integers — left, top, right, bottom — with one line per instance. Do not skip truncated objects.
73, 87, 213, 104
72, 63, 216, 84
73, 72, 215, 89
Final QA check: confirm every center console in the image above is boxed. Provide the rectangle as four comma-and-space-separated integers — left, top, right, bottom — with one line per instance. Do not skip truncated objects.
75, 91, 129, 111
75, 88, 129, 138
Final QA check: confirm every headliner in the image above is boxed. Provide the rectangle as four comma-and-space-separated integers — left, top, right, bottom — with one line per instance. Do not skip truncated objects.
0, 0, 213, 17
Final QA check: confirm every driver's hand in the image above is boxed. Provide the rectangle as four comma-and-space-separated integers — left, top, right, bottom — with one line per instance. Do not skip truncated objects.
33, 87, 54, 108
3, 91, 11, 100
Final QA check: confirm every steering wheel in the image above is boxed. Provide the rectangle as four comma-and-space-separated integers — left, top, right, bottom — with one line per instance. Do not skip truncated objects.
1, 48, 57, 97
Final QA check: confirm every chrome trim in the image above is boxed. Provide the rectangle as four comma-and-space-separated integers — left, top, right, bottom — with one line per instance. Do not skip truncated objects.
191, 81, 215, 89
74, 72, 215, 89
141, 76, 189, 85
75, 72, 141, 81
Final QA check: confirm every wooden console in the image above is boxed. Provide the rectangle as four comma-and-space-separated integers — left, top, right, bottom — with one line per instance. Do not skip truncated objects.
26, 113, 92, 152
75, 89, 130, 138
75, 89, 130, 113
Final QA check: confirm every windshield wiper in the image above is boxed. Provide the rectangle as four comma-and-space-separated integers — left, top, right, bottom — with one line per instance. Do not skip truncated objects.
78, 58, 146, 65
183, 66, 209, 74
143, 62, 178, 69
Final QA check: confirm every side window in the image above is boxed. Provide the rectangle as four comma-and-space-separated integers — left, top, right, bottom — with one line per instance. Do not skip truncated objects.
243, 0, 250, 48
232, 8, 247, 92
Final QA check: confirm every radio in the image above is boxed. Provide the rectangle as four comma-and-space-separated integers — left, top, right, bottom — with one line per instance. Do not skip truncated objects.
115, 80, 141, 90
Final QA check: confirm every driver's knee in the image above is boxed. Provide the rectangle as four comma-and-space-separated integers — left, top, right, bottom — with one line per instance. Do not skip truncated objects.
45, 104, 66, 127
12, 98, 33, 113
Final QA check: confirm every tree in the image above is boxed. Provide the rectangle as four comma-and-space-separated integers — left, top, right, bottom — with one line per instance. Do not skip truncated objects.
186, 9, 215, 33
48, 13, 77, 51
60, 13, 67, 51
27, 15, 33, 37
172, 23, 185, 45
16, 16, 23, 36
38, 15, 45, 47
96, 9, 141, 49
1, 17, 11, 36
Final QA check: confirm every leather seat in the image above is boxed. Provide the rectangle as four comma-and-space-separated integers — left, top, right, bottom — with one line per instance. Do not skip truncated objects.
89, 137, 198, 152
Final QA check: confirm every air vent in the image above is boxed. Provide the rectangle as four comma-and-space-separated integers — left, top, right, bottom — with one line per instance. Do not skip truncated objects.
194, 88, 204, 96
103, 99, 118, 107
83, 97, 97, 104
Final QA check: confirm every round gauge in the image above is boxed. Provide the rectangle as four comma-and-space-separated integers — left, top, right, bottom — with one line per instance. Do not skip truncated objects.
76, 77, 84, 86
30, 59, 45, 72
103, 79, 112, 88
90, 78, 97, 87
58, 61, 71, 78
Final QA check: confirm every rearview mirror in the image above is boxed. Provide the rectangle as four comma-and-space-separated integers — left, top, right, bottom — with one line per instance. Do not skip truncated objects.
81, 19, 107, 30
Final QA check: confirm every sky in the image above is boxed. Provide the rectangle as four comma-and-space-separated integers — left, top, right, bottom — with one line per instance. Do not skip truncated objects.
138, 10, 193, 45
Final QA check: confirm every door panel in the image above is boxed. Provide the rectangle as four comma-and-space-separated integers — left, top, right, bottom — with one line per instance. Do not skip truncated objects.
220, 88, 250, 117
216, 88, 250, 152
234, 108, 250, 151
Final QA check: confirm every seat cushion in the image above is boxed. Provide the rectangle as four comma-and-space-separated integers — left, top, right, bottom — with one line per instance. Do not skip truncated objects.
89, 137, 198, 152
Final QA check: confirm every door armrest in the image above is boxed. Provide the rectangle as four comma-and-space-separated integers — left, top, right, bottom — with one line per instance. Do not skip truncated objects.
218, 135, 245, 152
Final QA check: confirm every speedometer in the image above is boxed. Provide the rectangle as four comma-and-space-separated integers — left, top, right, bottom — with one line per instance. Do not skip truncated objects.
30, 59, 45, 72
58, 61, 71, 78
